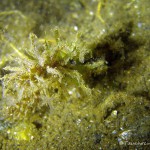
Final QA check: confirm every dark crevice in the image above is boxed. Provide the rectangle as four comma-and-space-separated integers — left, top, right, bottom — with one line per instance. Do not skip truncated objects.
88, 21, 144, 90
32, 121, 42, 129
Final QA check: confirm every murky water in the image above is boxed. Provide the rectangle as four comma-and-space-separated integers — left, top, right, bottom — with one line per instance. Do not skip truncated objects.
0, 0, 150, 149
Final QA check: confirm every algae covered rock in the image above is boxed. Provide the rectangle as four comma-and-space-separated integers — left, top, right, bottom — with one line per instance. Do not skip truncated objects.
0, 0, 150, 149
0, 32, 97, 121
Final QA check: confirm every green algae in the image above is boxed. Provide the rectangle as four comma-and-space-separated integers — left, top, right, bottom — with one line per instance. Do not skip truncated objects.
0, 0, 150, 149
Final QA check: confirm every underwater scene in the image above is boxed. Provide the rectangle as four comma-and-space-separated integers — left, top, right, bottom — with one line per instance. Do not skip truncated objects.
0, 0, 150, 149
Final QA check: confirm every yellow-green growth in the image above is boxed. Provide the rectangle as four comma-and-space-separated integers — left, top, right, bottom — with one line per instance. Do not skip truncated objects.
1, 32, 104, 122
7, 122, 35, 141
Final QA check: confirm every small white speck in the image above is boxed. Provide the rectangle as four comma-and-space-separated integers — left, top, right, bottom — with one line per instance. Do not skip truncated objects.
89, 11, 94, 16
119, 130, 132, 140
68, 88, 76, 95
7, 130, 10, 134
102, 29, 106, 32
31, 136, 34, 140
120, 127, 124, 130
90, 120, 94, 123
100, 29, 106, 35
134, 5, 138, 9
68, 91, 73, 95
74, 26, 78, 31
112, 130, 117, 134
138, 22, 142, 28
111, 110, 118, 117
109, 12, 114, 16
76, 119, 81, 125
44, 116, 47, 119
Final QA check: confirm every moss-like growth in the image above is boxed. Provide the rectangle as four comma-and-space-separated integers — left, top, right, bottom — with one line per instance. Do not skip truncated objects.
1, 32, 95, 121
0, 0, 150, 149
